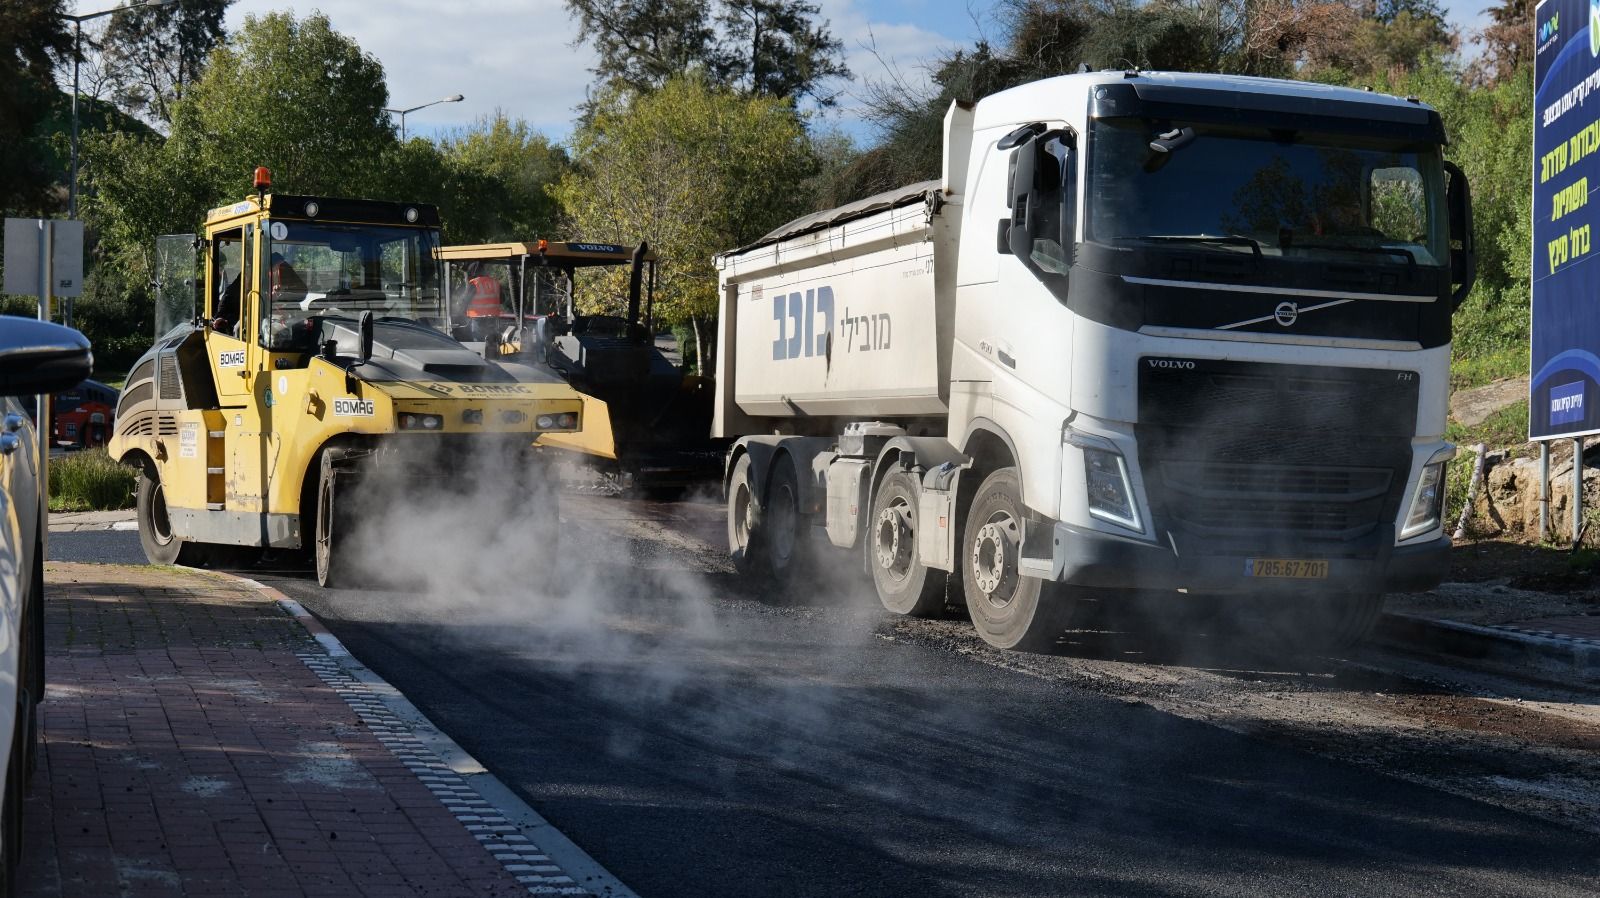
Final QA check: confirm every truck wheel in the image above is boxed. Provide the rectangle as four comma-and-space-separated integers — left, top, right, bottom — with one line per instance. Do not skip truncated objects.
726, 454, 765, 576
314, 451, 356, 588
961, 467, 1064, 652
761, 462, 810, 582
869, 470, 945, 616
136, 469, 210, 567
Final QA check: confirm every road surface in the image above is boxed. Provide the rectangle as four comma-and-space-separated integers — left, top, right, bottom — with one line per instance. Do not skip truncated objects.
50, 496, 1600, 896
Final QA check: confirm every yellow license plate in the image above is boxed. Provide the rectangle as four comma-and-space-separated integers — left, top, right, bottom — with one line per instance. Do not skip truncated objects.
1245, 558, 1329, 579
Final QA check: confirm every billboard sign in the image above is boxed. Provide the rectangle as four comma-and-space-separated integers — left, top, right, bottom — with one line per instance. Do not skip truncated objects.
1532, 0, 1600, 438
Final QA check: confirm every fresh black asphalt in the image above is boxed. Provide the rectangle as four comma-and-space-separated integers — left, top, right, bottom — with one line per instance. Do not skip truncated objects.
48, 527, 1600, 897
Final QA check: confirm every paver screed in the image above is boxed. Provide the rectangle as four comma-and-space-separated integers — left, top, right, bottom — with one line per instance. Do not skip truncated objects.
21, 563, 528, 897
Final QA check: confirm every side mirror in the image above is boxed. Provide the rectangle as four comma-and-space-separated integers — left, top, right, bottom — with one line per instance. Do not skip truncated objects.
1443, 160, 1476, 311
1008, 136, 1040, 259
0, 318, 93, 395
358, 311, 374, 365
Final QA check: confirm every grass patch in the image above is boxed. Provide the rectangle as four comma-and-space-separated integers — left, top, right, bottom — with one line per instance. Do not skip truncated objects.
1450, 345, 1527, 392
49, 449, 136, 511
1446, 399, 1531, 453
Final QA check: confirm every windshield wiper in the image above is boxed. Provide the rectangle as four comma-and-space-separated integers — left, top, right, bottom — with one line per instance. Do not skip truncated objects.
1119, 234, 1263, 258
1294, 242, 1417, 265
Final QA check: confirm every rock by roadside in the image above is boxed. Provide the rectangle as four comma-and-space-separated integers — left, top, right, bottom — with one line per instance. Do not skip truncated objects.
1451, 375, 1528, 426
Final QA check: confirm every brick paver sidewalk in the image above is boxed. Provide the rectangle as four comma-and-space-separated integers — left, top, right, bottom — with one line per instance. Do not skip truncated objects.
21, 563, 526, 898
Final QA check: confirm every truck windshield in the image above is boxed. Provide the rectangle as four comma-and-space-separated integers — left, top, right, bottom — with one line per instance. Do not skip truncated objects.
1087, 117, 1448, 267
263, 221, 444, 347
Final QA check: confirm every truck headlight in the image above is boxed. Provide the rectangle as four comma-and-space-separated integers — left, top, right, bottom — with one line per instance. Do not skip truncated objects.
1400, 461, 1446, 539
1083, 447, 1140, 531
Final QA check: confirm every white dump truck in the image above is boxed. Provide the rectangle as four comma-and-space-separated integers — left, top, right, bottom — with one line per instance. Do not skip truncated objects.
713, 71, 1476, 651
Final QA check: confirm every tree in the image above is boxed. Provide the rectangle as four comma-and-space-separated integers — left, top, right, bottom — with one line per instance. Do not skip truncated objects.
565, 0, 848, 106
78, 12, 398, 349
0, 0, 71, 214
716, 0, 849, 105
554, 75, 816, 371
96, 0, 233, 125
435, 114, 570, 242
566, 0, 717, 94
1474, 0, 1533, 87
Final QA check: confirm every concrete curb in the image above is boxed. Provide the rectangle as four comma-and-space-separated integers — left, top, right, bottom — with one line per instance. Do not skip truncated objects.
198, 569, 639, 898
1376, 611, 1600, 682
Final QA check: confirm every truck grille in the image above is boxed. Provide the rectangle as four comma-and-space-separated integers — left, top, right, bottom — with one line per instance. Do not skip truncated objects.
1136, 359, 1418, 558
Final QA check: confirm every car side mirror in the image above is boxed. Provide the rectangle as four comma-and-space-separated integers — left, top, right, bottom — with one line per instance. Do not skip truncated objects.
358, 311, 374, 365
0, 318, 93, 395
1443, 160, 1476, 312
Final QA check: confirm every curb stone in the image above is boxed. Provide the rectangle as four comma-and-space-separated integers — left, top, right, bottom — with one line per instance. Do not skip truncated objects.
211, 571, 640, 898
1376, 611, 1600, 683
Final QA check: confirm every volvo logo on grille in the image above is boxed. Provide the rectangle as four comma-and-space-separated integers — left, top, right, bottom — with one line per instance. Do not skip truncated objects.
1146, 358, 1196, 369
1274, 302, 1299, 327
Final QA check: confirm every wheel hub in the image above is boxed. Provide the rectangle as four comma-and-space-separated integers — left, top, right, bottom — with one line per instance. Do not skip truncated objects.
971, 518, 1019, 600
874, 503, 914, 576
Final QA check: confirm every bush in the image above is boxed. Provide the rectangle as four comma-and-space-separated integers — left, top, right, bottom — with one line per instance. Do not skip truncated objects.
49, 449, 136, 511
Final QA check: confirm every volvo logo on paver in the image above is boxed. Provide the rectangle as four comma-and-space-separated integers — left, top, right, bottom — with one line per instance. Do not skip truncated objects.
1274, 302, 1299, 327
217, 350, 246, 368
333, 398, 375, 417
1146, 358, 1195, 369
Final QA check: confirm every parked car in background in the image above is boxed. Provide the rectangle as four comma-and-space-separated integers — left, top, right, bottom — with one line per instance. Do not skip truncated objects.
0, 316, 94, 894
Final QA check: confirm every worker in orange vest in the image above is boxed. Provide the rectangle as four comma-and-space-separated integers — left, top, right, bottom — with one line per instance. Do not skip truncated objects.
462, 262, 505, 340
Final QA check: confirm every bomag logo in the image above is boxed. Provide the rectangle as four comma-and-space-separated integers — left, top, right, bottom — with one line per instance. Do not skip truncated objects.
217, 350, 246, 369
333, 398, 375, 417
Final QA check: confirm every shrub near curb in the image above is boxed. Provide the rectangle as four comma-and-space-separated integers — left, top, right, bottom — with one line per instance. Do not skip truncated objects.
49, 449, 136, 512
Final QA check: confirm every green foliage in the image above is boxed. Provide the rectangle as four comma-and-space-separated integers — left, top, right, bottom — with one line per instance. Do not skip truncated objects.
434, 115, 570, 242
565, 0, 848, 106
98, 0, 233, 124
555, 75, 816, 364
1, 0, 71, 214
49, 449, 137, 512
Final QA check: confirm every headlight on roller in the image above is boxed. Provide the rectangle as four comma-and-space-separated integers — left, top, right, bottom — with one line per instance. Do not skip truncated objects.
1083, 447, 1140, 531
536, 414, 555, 429
1400, 461, 1446, 539
398, 413, 443, 431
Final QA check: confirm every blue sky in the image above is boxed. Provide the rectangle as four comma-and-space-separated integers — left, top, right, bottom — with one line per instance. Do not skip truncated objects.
203, 0, 1499, 144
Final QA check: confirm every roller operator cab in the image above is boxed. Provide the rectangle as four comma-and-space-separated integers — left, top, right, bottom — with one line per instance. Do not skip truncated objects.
108, 181, 584, 587
714, 71, 1476, 652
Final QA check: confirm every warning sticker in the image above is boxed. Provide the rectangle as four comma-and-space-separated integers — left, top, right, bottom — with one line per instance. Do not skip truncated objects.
179, 423, 198, 459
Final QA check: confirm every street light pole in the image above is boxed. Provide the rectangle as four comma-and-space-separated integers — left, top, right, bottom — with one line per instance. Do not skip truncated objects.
385, 94, 464, 140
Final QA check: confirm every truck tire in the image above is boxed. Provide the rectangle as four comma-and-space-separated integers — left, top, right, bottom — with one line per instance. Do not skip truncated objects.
868, 470, 945, 616
136, 469, 211, 567
1220, 593, 1383, 655
726, 454, 765, 576
961, 467, 1064, 652
314, 451, 356, 588
760, 462, 810, 582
